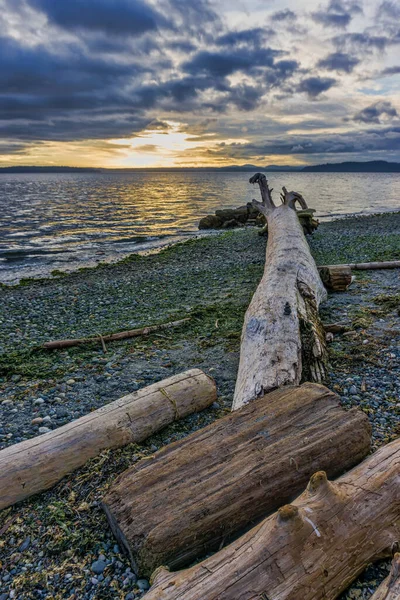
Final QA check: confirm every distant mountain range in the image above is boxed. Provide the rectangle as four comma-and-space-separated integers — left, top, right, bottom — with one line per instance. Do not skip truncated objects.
301, 161, 400, 172
1, 160, 400, 173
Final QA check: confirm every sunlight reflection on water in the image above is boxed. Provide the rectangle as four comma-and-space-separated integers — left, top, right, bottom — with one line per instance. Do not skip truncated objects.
0, 170, 399, 283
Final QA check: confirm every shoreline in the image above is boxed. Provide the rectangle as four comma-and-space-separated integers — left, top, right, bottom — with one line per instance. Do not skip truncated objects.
0, 211, 399, 599
2, 208, 400, 288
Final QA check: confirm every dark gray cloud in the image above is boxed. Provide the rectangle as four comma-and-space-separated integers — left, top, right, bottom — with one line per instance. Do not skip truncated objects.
202, 126, 400, 160
312, 0, 362, 28
380, 66, 400, 76
270, 9, 297, 22
182, 47, 281, 78
216, 28, 275, 47
29, 0, 161, 36
332, 31, 395, 52
317, 51, 360, 73
352, 101, 398, 124
297, 76, 336, 98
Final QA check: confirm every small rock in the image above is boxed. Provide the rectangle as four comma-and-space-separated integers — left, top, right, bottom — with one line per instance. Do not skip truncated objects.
349, 385, 357, 395
66, 379, 76, 385
38, 427, 51, 434
137, 579, 150, 591
19, 536, 31, 552
33, 398, 45, 405
31, 417, 44, 425
91, 559, 107, 575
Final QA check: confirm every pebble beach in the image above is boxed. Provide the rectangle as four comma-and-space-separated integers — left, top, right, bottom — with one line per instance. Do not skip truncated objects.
0, 211, 399, 599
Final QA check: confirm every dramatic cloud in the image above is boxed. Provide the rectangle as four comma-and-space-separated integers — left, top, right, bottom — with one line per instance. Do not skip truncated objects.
216, 28, 275, 47
380, 66, 400, 76
352, 101, 398, 123
28, 0, 161, 35
317, 52, 360, 73
0, 0, 399, 166
311, 0, 362, 28
297, 76, 337, 98
270, 9, 297, 22
182, 47, 280, 78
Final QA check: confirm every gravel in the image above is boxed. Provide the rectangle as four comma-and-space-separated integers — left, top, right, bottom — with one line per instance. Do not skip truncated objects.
0, 211, 399, 599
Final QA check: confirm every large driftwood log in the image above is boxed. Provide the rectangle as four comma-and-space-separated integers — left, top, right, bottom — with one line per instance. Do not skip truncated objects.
102, 383, 371, 577
0, 369, 216, 510
145, 438, 400, 600
370, 554, 400, 600
233, 174, 328, 410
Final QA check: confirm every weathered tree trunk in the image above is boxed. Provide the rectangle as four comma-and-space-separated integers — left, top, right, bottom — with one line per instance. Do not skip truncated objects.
233, 174, 327, 411
102, 383, 371, 577
318, 266, 353, 291
145, 438, 400, 600
0, 369, 216, 510
370, 554, 400, 600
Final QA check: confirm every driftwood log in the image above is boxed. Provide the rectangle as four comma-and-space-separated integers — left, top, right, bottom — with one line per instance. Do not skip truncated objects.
321, 260, 400, 271
42, 318, 190, 350
232, 174, 328, 410
103, 383, 371, 577
0, 369, 216, 510
145, 437, 400, 600
370, 554, 400, 600
318, 266, 353, 291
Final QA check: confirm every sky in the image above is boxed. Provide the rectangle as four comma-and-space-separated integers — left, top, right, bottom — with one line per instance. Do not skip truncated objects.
0, 0, 399, 167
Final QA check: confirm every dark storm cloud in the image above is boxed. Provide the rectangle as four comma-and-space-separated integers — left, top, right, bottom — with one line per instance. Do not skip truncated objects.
29, 0, 161, 36
27, 0, 221, 40
380, 66, 400, 76
311, 0, 362, 28
297, 76, 336, 98
270, 9, 297, 22
0, 36, 140, 96
317, 52, 360, 73
351, 101, 398, 123
332, 31, 395, 52
264, 60, 300, 86
182, 47, 281, 78
203, 126, 400, 160
216, 28, 275, 47
0, 34, 154, 140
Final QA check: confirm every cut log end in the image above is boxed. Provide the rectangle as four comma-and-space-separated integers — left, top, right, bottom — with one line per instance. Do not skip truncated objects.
318, 266, 353, 292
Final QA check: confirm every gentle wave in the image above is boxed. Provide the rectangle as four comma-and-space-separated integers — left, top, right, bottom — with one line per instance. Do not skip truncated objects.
0, 170, 399, 283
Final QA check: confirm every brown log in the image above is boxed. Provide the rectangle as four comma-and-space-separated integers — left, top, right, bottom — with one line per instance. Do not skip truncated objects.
42, 318, 190, 350
318, 265, 353, 291
233, 174, 328, 410
370, 554, 400, 600
102, 383, 371, 577
321, 260, 400, 271
0, 369, 216, 510
323, 322, 350, 333
145, 438, 400, 600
